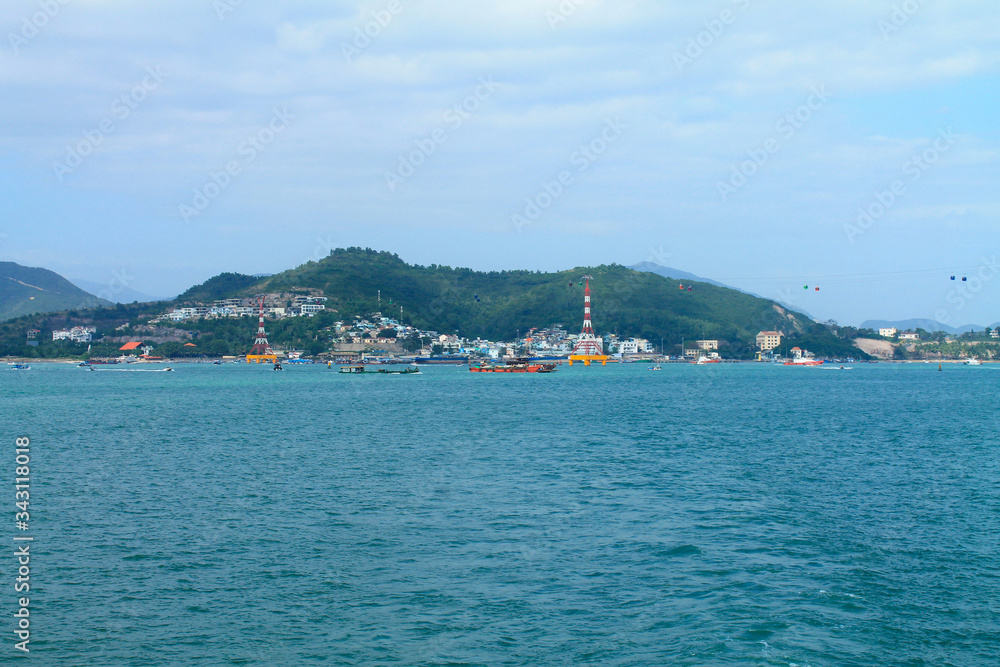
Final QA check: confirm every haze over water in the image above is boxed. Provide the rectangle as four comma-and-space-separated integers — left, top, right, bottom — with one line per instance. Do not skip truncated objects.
4, 362, 998, 665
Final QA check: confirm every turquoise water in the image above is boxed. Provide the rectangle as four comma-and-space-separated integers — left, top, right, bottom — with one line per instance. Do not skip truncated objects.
2, 362, 999, 665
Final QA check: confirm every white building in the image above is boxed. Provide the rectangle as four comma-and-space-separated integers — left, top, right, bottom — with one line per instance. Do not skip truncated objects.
899, 331, 920, 340
619, 338, 653, 355
300, 303, 326, 316
52, 326, 95, 343
879, 327, 897, 338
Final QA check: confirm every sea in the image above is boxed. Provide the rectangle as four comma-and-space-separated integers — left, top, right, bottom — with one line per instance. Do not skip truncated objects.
2, 361, 998, 666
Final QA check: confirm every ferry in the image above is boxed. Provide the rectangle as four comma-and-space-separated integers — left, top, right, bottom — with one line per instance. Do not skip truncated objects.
784, 358, 824, 366
694, 357, 721, 365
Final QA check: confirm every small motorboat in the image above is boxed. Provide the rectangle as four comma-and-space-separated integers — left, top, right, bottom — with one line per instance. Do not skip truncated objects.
648, 364, 662, 371
10, 363, 30, 370
964, 358, 983, 366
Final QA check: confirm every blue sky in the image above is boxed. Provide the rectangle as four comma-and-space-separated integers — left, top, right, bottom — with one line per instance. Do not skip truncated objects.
1, 0, 998, 326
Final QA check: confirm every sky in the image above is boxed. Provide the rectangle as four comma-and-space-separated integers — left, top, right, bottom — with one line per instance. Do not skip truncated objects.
1, 0, 998, 327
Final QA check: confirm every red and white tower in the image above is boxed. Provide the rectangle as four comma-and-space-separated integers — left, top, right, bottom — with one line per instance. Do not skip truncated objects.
247, 297, 276, 360
572, 275, 603, 355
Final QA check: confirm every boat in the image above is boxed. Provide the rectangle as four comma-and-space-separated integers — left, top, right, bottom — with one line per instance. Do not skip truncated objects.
648, 364, 662, 371
377, 365, 420, 375
694, 357, 721, 365
414, 355, 469, 365
10, 363, 30, 370
784, 358, 824, 366
469, 358, 556, 373
339, 365, 367, 374
964, 358, 983, 366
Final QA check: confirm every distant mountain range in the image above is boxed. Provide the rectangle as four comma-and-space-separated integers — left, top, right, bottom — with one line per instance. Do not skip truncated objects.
69, 278, 172, 304
860, 319, 994, 335
0, 262, 111, 321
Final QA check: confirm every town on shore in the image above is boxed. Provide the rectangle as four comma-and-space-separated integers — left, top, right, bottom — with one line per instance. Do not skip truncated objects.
20, 294, 998, 365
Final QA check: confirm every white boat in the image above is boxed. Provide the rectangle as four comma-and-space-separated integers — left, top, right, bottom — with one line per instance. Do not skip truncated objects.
648, 364, 662, 371
964, 358, 983, 366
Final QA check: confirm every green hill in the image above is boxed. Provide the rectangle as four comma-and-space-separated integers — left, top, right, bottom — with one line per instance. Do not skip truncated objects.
182, 247, 813, 356
0, 261, 110, 321
176, 272, 261, 302
0, 249, 868, 359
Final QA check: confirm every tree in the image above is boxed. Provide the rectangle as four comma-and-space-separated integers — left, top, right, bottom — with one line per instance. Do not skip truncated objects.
400, 337, 422, 353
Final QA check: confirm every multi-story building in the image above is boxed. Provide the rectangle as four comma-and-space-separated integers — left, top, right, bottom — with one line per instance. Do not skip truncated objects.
300, 303, 326, 316
756, 331, 782, 351
619, 338, 653, 355
696, 340, 718, 351
879, 327, 897, 338
52, 326, 95, 343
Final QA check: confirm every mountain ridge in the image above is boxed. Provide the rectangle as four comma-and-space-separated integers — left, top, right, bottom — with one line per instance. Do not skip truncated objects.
860, 318, 988, 335
631, 261, 818, 321
0, 261, 111, 321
